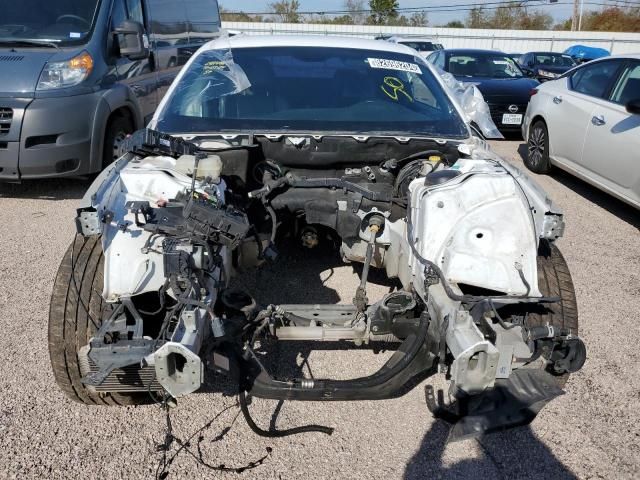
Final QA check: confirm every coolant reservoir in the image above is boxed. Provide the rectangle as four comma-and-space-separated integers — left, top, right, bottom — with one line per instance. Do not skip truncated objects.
197, 155, 223, 181
175, 154, 223, 181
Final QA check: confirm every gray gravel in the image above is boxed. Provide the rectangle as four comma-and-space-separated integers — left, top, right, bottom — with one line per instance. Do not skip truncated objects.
0, 140, 638, 480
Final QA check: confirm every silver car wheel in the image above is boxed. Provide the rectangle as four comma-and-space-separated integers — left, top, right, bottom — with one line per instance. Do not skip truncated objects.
528, 125, 546, 166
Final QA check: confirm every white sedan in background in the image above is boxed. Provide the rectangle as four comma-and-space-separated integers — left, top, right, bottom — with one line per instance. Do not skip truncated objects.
522, 55, 640, 209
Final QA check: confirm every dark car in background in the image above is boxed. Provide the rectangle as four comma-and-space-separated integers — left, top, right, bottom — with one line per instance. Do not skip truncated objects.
427, 48, 539, 134
0, 0, 220, 181
519, 52, 577, 82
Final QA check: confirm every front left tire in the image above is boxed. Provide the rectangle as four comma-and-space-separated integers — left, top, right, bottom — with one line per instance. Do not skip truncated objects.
48, 235, 150, 406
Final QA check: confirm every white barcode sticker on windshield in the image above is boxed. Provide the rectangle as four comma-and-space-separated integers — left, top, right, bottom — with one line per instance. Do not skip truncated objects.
367, 58, 422, 74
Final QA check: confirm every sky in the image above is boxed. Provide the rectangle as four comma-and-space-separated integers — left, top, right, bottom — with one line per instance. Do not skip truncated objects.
220, 0, 582, 26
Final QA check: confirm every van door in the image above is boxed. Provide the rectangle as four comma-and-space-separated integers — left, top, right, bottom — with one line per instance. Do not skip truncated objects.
111, 0, 158, 123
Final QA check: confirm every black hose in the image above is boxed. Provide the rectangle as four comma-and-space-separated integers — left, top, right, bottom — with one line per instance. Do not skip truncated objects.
387, 149, 448, 168
239, 391, 334, 437
287, 177, 391, 202
488, 299, 517, 330
265, 203, 278, 243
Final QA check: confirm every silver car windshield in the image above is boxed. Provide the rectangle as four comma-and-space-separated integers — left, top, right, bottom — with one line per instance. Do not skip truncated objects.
156, 46, 469, 139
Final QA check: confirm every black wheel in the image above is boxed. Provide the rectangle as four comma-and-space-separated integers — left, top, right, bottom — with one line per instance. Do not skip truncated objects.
103, 116, 133, 170
527, 240, 579, 387
48, 235, 151, 405
525, 120, 551, 174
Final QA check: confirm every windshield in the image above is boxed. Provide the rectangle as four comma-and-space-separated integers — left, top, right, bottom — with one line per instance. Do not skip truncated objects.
0, 0, 101, 45
447, 53, 524, 79
156, 46, 469, 139
534, 53, 576, 68
400, 41, 442, 52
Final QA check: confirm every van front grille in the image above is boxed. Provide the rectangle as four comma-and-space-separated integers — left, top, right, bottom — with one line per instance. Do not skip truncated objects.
0, 108, 12, 135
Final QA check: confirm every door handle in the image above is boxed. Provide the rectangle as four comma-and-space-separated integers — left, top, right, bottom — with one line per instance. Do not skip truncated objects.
591, 115, 606, 126
553, 96, 563, 104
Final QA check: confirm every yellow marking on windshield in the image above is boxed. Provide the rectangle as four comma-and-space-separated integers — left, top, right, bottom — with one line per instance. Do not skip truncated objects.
381, 76, 413, 102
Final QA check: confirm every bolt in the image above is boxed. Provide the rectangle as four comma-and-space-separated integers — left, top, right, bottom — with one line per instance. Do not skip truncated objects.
437, 201, 444, 208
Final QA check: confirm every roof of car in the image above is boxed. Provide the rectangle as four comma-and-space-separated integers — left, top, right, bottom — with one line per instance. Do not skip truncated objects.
204, 34, 417, 56
440, 49, 506, 55
386, 36, 438, 42
526, 51, 572, 55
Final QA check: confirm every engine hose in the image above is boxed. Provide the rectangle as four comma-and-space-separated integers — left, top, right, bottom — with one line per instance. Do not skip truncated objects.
265, 203, 278, 243
239, 391, 334, 437
286, 177, 391, 202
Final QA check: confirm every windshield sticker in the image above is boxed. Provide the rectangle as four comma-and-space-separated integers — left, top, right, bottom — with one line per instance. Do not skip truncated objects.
203, 61, 231, 75
368, 58, 422, 74
381, 76, 413, 103
69, 32, 81, 39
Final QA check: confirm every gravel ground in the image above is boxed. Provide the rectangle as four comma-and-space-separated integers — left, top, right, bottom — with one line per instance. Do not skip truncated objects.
0, 140, 638, 480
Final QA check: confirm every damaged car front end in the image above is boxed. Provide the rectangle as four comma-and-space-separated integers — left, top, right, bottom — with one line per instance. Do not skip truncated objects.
49, 36, 585, 442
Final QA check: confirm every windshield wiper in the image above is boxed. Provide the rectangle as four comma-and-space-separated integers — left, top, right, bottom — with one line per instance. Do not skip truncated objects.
0, 38, 60, 49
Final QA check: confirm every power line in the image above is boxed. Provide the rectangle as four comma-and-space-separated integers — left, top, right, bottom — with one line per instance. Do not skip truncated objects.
223, 0, 640, 16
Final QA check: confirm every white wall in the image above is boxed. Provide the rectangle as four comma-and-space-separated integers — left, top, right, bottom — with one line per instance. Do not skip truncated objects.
222, 21, 640, 55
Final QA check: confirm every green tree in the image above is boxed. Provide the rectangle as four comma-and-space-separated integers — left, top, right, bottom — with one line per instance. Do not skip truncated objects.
368, 0, 399, 25
444, 20, 465, 28
269, 0, 301, 23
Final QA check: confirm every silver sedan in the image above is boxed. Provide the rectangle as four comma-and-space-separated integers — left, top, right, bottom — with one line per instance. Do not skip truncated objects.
522, 54, 640, 209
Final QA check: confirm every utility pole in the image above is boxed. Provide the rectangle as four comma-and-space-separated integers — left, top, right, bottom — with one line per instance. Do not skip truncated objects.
571, 0, 579, 30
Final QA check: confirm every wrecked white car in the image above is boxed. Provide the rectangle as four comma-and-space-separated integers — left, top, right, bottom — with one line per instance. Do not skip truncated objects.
49, 36, 585, 441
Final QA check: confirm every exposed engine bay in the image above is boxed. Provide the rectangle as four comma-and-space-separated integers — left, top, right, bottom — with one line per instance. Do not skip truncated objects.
67, 129, 585, 441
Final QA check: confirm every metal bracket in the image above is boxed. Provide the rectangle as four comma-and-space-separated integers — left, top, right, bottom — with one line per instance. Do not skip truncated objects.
75, 209, 100, 236
541, 214, 565, 240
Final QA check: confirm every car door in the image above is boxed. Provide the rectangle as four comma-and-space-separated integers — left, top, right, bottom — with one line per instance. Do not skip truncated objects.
578, 60, 640, 205
545, 59, 624, 166
111, 0, 158, 123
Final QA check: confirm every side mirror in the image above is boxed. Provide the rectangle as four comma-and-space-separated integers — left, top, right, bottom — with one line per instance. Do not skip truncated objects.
626, 99, 640, 115
114, 20, 149, 60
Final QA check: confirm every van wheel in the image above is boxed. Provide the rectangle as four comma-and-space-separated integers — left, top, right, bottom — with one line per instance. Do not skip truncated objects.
525, 120, 551, 174
48, 235, 151, 406
103, 116, 133, 170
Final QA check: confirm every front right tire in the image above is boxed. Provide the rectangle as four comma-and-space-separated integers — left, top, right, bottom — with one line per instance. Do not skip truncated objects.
525, 120, 551, 174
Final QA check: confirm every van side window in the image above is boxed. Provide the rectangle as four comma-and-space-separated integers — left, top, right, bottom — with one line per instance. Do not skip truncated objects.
126, 0, 144, 24
111, 0, 144, 28
147, 0, 188, 37
185, 0, 221, 44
